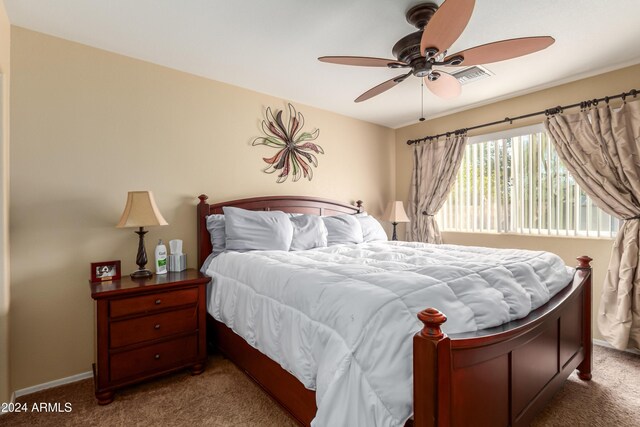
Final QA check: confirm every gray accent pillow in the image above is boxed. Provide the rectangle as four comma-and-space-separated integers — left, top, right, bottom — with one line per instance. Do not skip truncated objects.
322, 214, 364, 245
223, 206, 294, 251
290, 214, 328, 251
205, 214, 226, 255
357, 214, 388, 242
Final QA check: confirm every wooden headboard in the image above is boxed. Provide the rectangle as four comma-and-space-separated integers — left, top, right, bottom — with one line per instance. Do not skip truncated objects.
196, 194, 363, 268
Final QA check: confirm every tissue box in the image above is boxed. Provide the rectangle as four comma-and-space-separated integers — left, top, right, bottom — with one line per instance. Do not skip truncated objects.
168, 254, 186, 272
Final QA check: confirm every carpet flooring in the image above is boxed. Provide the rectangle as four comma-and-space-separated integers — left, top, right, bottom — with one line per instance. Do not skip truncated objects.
1, 344, 638, 426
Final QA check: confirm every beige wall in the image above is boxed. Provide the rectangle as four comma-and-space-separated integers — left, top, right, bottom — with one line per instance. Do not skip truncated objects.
395, 64, 640, 341
0, 0, 11, 404
8, 27, 395, 390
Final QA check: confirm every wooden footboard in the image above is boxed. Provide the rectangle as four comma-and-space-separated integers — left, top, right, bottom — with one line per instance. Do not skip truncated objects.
413, 256, 593, 427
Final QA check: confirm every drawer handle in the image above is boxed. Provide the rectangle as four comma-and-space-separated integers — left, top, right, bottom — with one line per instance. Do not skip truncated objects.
154, 324, 161, 330
155, 299, 162, 305
154, 354, 161, 360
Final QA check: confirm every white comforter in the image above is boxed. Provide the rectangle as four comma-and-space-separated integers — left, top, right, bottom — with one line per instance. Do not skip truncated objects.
205, 241, 573, 427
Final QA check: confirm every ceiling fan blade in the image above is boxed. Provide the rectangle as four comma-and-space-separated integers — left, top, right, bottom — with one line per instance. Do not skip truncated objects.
355, 72, 412, 103
420, 0, 475, 56
444, 36, 555, 66
318, 56, 407, 68
425, 71, 462, 99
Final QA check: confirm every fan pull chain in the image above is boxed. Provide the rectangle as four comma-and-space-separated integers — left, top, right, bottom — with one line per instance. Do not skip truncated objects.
419, 81, 426, 122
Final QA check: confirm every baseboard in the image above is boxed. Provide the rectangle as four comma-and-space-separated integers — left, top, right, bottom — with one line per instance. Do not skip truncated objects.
14, 371, 93, 398
593, 339, 640, 355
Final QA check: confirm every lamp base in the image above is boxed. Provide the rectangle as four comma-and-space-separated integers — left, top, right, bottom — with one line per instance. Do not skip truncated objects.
391, 222, 399, 241
131, 227, 152, 279
131, 269, 153, 279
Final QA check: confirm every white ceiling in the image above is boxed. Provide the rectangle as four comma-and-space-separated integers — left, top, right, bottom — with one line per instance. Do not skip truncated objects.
4, 0, 640, 129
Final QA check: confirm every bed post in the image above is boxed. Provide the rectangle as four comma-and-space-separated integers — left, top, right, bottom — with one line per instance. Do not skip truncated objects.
576, 255, 593, 381
197, 194, 211, 268
413, 308, 451, 427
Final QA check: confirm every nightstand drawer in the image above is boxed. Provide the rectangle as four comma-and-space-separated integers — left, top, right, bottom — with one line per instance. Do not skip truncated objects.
110, 334, 198, 382
109, 287, 198, 318
110, 306, 198, 348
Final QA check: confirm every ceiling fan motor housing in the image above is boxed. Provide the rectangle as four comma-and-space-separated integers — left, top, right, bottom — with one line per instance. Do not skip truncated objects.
392, 3, 441, 70
401, 3, 440, 58
392, 31, 425, 65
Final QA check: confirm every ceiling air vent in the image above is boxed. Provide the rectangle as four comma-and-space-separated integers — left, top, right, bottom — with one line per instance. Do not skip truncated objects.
451, 65, 493, 85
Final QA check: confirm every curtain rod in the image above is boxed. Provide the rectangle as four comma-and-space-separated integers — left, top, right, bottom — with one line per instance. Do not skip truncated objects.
406, 88, 639, 145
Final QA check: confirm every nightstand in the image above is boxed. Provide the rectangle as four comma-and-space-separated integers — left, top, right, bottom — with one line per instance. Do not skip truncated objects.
90, 269, 210, 405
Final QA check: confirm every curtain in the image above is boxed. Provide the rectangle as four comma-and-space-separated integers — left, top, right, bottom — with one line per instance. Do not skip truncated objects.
408, 135, 467, 243
545, 98, 640, 350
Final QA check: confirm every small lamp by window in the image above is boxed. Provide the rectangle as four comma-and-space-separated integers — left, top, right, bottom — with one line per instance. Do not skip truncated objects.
116, 191, 168, 278
383, 201, 410, 241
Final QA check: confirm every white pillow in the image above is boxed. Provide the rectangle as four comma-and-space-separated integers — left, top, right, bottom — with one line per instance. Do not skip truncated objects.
205, 214, 226, 255
290, 215, 328, 251
357, 214, 388, 242
223, 206, 293, 251
322, 214, 364, 245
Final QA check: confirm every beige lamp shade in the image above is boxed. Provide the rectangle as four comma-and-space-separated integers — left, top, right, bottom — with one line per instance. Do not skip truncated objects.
383, 201, 410, 223
116, 191, 168, 228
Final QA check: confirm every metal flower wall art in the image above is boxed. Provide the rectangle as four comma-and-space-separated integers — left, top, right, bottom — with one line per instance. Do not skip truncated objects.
252, 104, 323, 183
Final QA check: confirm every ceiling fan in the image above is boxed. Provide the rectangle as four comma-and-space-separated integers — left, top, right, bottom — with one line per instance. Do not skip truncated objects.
318, 0, 555, 102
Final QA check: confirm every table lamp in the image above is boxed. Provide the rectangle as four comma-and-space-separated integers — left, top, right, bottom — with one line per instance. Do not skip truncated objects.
383, 201, 410, 241
116, 191, 168, 278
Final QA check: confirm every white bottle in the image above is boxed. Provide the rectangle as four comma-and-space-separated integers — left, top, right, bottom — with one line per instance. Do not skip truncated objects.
155, 239, 168, 275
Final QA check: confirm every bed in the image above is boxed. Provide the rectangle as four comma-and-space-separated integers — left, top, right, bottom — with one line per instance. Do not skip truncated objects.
196, 194, 593, 427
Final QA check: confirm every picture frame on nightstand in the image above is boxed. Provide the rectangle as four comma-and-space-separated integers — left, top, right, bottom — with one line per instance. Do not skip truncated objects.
91, 260, 121, 283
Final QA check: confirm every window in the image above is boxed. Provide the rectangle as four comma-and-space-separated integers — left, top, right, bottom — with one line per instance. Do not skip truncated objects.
438, 124, 618, 237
